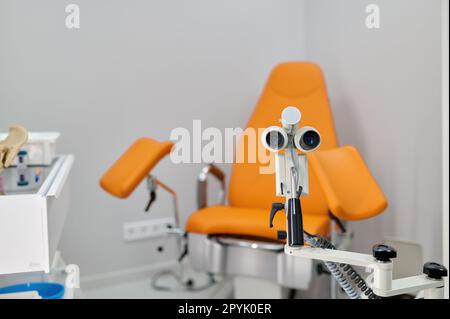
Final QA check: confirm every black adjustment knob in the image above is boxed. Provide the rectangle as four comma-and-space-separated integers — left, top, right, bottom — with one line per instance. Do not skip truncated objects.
185, 279, 194, 287
423, 262, 448, 279
277, 230, 287, 241
372, 244, 397, 262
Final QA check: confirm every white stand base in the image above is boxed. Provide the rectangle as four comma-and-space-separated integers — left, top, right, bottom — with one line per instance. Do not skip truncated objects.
233, 276, 289, 299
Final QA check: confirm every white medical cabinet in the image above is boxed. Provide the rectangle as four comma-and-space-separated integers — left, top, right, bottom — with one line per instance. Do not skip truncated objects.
0, 154, 74, 275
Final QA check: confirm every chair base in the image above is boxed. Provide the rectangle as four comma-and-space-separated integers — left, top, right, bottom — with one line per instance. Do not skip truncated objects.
188, 233, 313, 291
233, 276, 291, 298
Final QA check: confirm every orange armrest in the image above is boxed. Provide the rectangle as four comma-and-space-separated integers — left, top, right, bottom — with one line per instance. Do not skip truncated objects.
308, 146, 387, 221
100, 138, 174, 198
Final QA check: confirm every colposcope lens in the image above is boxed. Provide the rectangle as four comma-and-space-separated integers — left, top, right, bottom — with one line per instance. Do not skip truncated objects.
301, 131, 320, 150
266, 131, 285, 150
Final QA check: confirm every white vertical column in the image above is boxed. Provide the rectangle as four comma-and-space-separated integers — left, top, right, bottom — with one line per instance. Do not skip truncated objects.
442, 0, 449, 300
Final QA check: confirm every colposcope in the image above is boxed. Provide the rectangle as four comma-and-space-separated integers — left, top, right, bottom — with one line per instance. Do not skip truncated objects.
261, 106, 321, 247
262, 106, 447, 299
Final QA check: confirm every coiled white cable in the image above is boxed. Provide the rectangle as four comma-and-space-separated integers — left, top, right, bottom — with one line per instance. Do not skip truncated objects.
304, 235, 360, 299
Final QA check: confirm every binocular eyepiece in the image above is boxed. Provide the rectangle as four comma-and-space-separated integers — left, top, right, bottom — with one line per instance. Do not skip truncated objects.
261, 106, 321, 153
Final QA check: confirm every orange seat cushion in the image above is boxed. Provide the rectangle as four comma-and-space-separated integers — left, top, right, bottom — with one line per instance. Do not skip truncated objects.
186, 205, 330, 240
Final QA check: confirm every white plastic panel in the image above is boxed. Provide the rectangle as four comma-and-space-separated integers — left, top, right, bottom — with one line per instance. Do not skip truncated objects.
0, 155, 73, 275
275, 153, 309, 197
0, 195, 49, 274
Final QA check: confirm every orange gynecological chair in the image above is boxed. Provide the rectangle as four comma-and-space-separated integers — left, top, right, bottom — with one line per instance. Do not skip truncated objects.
100, 62, 387, 297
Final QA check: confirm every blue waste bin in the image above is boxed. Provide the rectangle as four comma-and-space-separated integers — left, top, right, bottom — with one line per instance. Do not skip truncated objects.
0, 282, 65, 299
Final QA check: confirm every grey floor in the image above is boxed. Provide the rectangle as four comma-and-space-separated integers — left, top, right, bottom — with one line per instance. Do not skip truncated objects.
82, 266, 332, 299
83, 266, 233, 299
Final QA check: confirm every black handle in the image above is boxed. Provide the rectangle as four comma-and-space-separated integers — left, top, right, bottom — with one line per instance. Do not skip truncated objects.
144, 190, 156, 212
178, 243, 189, 262
287, 198, 304, 246
269, 203, 284, 228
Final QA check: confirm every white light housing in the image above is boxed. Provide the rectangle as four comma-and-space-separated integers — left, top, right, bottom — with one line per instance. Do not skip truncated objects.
261, 126, 289, 152
294, 126, 321, 153
281, 106, 301, 131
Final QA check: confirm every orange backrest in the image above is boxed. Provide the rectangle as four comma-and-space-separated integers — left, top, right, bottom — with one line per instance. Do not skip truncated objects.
228, 62, 338, 216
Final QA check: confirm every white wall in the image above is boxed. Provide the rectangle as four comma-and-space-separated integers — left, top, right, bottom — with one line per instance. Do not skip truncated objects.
304, 0, 443, 262
0, 0, 307, 276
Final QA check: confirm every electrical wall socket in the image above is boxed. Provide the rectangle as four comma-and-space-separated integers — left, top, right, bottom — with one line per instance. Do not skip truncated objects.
123, 217, 175, 242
